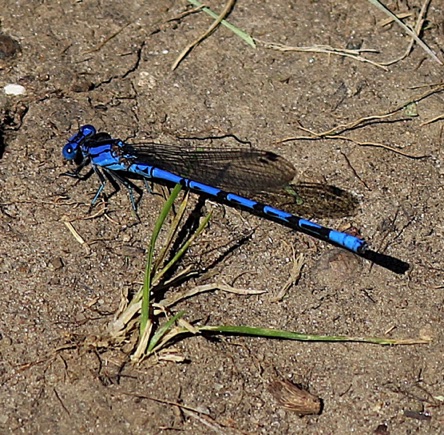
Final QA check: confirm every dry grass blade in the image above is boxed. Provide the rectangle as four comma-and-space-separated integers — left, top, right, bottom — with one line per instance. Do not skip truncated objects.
187, 0, 255, 47
401, 83, 444, 109
368, 0, 442, 64
271, 251, 304, 302
63, 221, 91, 253
63, 221, 86, 245
131, 321, 153, 362
169, 3, 205, 21
281, 122, 427, 159
380, 0, 433, 66
257, 40, 387, 70
269, 379, 322, 415
85, 21, 132, 54
155, 264, 195, 288
279, 85, 444, 159
107, 300, 141, 337
172, 0, 237, 70
177, 317, 199, 334
160, 282, 266, 309
121, 392, 240, 434
148, 329, 186, 355
421, 113, 444, 126
321, 135, 427, 159
181, 408, 237, 435
379, 12, 413, 26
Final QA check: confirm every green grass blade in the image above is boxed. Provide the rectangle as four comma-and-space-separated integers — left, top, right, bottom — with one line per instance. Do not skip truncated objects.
147, 311, 186, 353
153, 191, 190, 271
187, 0, 256, 48
153, 210, 212, 285
140, 184, 183, 336
197, 325, 429, 345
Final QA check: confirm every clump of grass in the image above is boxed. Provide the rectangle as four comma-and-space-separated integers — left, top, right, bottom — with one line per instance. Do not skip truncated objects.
107, 184, 212, 361
107, 184, 429, 364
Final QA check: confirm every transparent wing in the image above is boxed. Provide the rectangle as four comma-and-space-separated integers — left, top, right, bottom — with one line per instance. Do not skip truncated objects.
254, 183, 359, 218
120, 142, 359, 218
122, 142, 296, 192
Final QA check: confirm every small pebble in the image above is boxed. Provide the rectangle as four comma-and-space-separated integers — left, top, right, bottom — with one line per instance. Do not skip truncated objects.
4, 84, 26, 96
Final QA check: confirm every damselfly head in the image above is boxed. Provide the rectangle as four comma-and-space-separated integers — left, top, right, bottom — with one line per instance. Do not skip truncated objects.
79, 125, 97, 138
62, 124, 97, 160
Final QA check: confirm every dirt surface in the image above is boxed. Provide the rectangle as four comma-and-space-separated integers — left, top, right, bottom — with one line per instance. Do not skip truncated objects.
1, 1, 443, 434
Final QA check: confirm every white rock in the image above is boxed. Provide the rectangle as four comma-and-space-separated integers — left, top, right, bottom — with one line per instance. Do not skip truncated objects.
4, 84, 26, 95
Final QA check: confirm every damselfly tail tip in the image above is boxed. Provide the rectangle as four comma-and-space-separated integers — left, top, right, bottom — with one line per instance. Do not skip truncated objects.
357, 241, 368, 255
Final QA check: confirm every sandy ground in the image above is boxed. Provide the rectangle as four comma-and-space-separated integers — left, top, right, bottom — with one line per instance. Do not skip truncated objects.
1, 1, 443, 433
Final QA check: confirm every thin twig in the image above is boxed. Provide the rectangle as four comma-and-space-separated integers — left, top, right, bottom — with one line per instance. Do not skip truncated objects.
420, 113, 444, 126
323, 134, 427, 159
84, 22, 133, 54
280, 84, 444, 158
172, 0, 237, 70
282, 127, 428, 159
257, 39, 387, 71
368, 0, 442, 64
271, 251, 304, 303
160, 282, 265, 308
380, 0, 433, 66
